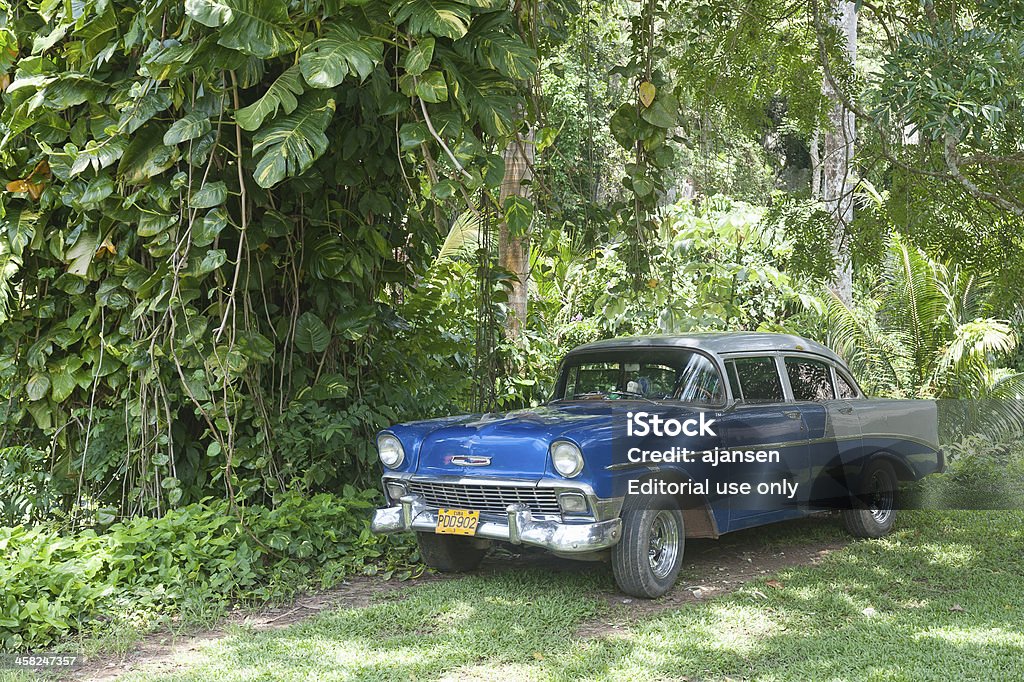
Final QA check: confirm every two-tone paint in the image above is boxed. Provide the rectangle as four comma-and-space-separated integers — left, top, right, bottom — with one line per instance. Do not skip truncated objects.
372, 333, 943, 550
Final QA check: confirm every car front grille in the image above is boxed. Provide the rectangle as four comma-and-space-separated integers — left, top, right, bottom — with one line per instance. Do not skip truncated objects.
406, 480, 562, 516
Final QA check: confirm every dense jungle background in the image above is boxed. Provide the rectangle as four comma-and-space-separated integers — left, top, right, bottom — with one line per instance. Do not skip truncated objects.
1, 0, 1024, 651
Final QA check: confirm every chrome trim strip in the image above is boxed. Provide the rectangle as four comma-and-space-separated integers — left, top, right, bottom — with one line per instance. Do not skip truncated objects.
449, 455, 492, 467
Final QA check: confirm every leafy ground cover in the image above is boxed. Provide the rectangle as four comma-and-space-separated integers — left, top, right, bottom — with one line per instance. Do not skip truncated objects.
20, 510, 1019, 682
0, 491, 413, 652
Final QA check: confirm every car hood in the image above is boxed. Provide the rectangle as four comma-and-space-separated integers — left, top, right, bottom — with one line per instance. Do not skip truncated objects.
405, 403, 617, 478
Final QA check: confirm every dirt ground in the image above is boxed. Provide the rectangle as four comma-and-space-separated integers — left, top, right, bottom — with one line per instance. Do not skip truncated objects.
66, 528, 847, 681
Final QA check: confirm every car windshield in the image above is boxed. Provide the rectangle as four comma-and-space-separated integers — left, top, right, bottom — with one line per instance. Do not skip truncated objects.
555, 349, 725, 405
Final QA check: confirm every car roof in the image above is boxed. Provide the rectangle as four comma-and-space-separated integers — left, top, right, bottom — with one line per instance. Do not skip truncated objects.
566, 332, 847, 366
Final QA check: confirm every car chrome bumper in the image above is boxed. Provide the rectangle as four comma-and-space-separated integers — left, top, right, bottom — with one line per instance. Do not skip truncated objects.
371, 494, 622, 553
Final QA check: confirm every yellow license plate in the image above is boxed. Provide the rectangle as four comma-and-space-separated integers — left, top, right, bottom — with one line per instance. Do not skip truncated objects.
435, 508, 479, 536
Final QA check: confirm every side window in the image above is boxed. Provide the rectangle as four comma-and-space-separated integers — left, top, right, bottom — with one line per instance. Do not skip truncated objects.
728, 357, 784, 403
835, 371, 859, 399
786, 358, 835, 401
675, 354, 724, 404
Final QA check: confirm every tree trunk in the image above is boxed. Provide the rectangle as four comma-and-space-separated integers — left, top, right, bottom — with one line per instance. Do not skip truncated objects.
497, 131, 534, 338
809, 129, 821, 198
821, 0, 856, 305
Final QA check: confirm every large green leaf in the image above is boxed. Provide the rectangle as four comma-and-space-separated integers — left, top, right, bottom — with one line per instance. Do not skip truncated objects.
117, 91, 172, 135
68, 137, 129, 177
50, 366, 76, 403
2, 206, 39, 258
404, 37, 435, 76
294, 312, 331, 353
251, 96, 336, 188
461, 27, 536, 80
188, 0, 299, 58
192, 207, 228, 247
184, 0, 233, 27
26, 373, 50, 401
235, 66, 304, 131
299, 23, 383, 88
36, 74, 105, 109
639, 92, 679, 129
64, 230, 98, 276
0, 249, 21, 325
117, 125, 179, 184
164, 110, 212, 145
415, 71, 448, 102
236, 330, 275, 362
78, 175, 115, 206
392, 0, 471, 40
189, 181, 228, 209
398, 122, 429, 149
446, 64, 516, 137
218, 0, 299, 58
503, 196, 533, 235
193, 249, 227, 275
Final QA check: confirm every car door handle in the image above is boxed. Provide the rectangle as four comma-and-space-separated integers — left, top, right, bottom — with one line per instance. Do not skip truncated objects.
783, 410, 801, 420
838, 405, 854, 415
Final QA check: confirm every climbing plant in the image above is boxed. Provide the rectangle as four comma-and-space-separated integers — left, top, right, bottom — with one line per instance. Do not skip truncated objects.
0, 0, 537, 517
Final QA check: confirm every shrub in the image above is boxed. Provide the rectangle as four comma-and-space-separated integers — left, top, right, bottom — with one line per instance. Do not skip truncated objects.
0, 490, 413, 650
911, 434, 1024, 510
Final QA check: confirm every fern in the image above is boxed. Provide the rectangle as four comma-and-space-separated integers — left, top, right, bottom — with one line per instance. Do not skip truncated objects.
828, 235, 1022, 403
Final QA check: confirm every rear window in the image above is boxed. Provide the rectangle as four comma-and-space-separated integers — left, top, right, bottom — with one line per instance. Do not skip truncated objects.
785, 358, 836, 401
836, 371, 859, 399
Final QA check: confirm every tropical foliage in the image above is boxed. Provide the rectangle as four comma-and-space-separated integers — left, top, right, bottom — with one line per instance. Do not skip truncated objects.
0, 0, 537, 516
1, 0, 1024, 654
823, 236, 1022, 400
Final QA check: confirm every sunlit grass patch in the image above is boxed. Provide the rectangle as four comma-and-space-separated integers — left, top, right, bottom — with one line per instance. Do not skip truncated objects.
113, 511, 1023, 682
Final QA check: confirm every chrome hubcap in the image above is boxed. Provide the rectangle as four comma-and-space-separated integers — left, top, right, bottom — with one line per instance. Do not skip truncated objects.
648, 510, 681, 579
868, 470, 894, 524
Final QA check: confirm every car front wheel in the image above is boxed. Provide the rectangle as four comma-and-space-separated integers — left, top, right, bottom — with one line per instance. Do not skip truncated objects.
611, 494, 685, 598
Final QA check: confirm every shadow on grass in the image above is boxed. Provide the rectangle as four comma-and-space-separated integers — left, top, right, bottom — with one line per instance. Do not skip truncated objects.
122, 512, 1024, 682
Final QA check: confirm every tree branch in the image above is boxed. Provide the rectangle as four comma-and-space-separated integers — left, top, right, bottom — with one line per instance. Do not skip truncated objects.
416, 89, 473, 181
943, 133, 1024, 216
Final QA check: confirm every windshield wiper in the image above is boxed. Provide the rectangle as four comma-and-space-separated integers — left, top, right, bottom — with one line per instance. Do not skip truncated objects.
605, 390, 659, 404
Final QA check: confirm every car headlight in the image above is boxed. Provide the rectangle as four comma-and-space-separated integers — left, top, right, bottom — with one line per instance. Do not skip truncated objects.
550, 440, 584, 478
378, 434, 405, 469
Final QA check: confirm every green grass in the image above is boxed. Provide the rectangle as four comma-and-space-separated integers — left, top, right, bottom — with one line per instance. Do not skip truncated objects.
92, 511, 1024, 682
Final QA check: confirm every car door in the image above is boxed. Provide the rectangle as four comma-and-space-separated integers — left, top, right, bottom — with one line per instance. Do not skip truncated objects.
782, 355, 864, 510
719, 354, 810, 529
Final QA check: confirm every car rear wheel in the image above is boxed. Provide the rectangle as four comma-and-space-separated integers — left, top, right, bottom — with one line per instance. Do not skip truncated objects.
843, 460, 898, 538
611, 494, 685, 598
416, 532, 488, 572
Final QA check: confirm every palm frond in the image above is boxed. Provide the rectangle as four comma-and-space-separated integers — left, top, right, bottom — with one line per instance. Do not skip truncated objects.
435, 211, 484, 263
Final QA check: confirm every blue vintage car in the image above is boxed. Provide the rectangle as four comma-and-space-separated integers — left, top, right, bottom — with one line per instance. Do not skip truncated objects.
372, 333, 943, 597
